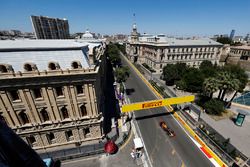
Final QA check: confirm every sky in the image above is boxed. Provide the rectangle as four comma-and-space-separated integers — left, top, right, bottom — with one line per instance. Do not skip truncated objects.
0, 0, 250, 36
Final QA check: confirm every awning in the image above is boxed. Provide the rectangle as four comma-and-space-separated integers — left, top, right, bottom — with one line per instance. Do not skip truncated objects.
133, 138, 143, 149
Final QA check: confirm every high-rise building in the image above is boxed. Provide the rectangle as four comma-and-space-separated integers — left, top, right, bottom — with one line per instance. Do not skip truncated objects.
31, 15, 70, 39
230, 29, 235, 40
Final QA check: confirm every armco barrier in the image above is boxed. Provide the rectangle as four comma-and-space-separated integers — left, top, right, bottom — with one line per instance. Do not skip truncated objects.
123, 55, 228, 167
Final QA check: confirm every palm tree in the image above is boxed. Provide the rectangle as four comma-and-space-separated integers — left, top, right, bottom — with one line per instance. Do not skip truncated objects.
216, 71, 232, 100
203, 77, 219, 98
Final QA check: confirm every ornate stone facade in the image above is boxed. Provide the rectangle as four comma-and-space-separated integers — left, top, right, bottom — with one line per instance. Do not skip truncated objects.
0, 40, 106, 151
226, 45, 250, 71
126, 25, 223, 73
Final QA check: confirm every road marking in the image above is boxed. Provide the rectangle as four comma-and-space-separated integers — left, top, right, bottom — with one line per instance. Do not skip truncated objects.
119, 127, 133, 150
123, 55, 227, 167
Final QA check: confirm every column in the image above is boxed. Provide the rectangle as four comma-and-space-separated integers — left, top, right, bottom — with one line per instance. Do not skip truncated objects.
0, 95, 15, 127
0, 91, 20, 126
23, 89, 42, 124
41, 87, 56, 122
63, 86, 75, 119
46, 87, 61, 121
69, 85, 81, 118
85, 84, 94, 116
19, 89, 36, 124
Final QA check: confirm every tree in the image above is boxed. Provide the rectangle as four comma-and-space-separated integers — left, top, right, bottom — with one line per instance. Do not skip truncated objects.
181, 68, 204, 92
107, 44, 121, 66
203, 77, 219, 98
162, 63, 187, 86
162, 64, 178, 85
217, 37, 233, 45
115, 66, 130, 83
200, 60, 213, 70
204, 99, 224, 115
223, 65, 248, 103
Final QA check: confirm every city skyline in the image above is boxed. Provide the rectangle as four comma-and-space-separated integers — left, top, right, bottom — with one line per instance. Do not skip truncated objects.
0, 0, 250, 36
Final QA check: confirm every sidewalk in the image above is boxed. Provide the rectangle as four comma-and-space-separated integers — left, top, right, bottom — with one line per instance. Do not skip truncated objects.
62, 132, 143, 167
200, 106, 250, 158
137, 63, 250, 160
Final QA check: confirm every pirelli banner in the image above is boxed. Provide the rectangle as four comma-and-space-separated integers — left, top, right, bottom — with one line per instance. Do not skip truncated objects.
121, 95, 195, 113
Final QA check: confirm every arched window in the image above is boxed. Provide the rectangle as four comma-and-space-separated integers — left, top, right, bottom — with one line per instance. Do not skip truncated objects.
18, 111, 30, 125
61, 107, 69, 119
0, 65, 8, 73
71, 61, 81, 69
24, 63, 33, 71
48, 62, 59, 70
80, 105, 87, 117
40, 108, 49, 122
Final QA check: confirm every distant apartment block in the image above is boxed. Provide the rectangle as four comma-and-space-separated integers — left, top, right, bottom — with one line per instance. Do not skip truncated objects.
31, 15, 70, 39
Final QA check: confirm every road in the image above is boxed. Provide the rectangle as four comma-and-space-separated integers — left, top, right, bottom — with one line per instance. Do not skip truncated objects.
122, 55, 213, 167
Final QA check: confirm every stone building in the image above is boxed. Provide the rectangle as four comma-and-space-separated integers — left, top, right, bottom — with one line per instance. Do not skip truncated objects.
226, 45, 250, 71
0, 39, 106, 151
126, 24, 223, 73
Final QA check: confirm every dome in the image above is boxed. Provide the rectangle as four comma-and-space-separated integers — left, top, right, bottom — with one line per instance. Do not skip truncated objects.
82, 30, 93, 39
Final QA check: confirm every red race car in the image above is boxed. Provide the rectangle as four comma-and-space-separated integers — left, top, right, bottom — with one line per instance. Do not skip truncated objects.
159, 121, 176, 137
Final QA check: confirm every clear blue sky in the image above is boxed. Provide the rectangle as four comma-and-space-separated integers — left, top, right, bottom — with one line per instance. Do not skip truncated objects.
0, 0, 249, 36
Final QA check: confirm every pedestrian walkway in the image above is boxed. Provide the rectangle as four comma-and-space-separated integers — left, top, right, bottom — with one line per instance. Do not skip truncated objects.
62, 132, 143, 167
200, 106, 250, 158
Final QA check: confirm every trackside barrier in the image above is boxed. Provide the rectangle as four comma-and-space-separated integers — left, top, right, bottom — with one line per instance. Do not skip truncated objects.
123, 55, 228, 167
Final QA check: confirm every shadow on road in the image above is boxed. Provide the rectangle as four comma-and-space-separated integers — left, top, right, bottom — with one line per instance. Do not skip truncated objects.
125, 88, 135, 95
103, 59, 120, 135
135, 111, 174, 121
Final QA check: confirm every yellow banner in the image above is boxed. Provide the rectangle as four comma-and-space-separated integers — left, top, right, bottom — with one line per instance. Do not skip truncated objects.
121, 95, 195, 112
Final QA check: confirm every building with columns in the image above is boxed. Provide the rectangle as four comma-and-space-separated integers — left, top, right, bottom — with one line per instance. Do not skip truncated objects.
126, 24, 223, 73
226, 45, 250, 71
0, 39, 106, 151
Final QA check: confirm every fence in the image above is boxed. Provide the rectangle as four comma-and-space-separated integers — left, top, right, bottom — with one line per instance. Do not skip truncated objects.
196, 118, 248, 165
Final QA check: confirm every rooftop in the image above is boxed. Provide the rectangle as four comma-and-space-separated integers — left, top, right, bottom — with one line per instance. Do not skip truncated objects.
231, 45, 250, 50
0, 39, 93, 72
0, 39, 88, 51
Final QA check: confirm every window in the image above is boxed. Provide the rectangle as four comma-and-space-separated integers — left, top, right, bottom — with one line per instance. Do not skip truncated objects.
0, 65, 8, 73
71, 61, 81, 69
80, 105, 87, 117
24, 64, 33, 71
18, 111, 30, 125
33, 88, 42, 99
40, 109, 50, 122
76, 85, 84, 94
66, 130, 74, 141
47, 133, 55, 144
55, 87, 63, 96
26, 136, 36, 146
83, 128, 90, 137
9, 90, 20, 101
61, 107, 69, 119
48, 62, 57, 70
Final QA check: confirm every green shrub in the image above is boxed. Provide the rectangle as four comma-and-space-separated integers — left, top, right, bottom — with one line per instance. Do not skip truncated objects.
204, 99, 224, 115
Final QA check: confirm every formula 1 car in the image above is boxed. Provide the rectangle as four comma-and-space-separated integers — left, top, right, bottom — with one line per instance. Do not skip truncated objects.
159, 121, 176, 137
